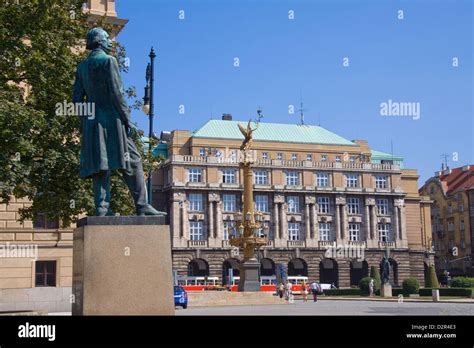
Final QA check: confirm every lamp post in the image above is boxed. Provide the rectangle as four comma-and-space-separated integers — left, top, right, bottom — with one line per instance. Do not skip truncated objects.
142, 47, 156, 205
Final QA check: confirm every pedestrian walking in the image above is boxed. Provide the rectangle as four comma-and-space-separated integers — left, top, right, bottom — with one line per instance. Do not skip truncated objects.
285, 280, 292, 300
310, 281, 320, 302
278, 283, 284, 299
301, 282, 308, 302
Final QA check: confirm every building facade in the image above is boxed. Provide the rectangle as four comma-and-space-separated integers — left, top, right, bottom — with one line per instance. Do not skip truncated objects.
420, 165, 474, 276
0, 0, 127, 313
154, 116, 434, 287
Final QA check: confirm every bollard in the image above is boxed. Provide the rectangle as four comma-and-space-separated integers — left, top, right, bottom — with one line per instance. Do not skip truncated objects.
432, 289, 440, 302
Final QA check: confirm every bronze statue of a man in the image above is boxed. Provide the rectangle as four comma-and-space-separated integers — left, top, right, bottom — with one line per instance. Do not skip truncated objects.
73, 27, 164, 217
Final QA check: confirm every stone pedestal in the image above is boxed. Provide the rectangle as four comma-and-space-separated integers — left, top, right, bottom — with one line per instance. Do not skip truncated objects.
238, 258, 261, 292
380, 283, 392, 298
72, 216, 174, 315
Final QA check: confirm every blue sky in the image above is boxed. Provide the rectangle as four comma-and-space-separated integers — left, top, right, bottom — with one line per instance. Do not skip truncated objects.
116, 0, 473, 185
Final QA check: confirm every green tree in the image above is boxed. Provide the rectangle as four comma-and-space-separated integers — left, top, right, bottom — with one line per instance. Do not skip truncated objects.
0, 0, 157, 227
425, 265, 440, 288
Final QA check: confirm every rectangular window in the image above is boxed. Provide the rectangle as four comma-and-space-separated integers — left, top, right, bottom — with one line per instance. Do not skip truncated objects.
287, 196, 300, 213
316, 172, 329, 187
223, 221, 235, 240
189, 221, 204, 240
376, 198, 389, 215
317, 197, 330, 214
459, 203, 464, 212
254, 170, 268, 185
321, 154, 328, 162
349, 156, 356, 162
188, 193, 203, 211
255, 195, 269, 212
319, 223, 331, 241
306, 154, 313, 161
188, 168, 202, 183
345, 173, 359, 188
291, 153, 298, 161
277, 153, 283, 160
448, 203, 452, 214
375, 175, 388, 189
35, 261, 56, 287
348, 223, 361, 241
33, 213, 59, 229
347, 197, 360, 214
262, 152, 269, 160
288, 222, 301, 241
223, 194, 236, 212
286, 171, 300, 186
460, 220, 465, 230
335, 155, 341, 162
199, 148, 205, 157
222, 169, 236, 184
378, 223, 391, 242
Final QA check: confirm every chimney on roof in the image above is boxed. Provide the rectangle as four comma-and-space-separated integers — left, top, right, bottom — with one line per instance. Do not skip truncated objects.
222, 113, 232, 121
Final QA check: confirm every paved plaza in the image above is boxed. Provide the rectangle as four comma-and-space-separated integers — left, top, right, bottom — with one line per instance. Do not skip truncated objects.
175, 299, 474, 316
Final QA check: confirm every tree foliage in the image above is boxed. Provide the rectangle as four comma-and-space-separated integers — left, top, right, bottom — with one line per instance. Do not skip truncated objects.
0, 0, 156, 227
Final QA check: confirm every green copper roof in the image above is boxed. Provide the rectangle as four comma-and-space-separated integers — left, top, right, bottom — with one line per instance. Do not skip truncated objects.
371, 149, 403, 161
192, 120, 357, 146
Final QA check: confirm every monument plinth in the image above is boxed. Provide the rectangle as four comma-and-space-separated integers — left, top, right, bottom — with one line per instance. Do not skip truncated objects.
72, 216, 174, 315
381, 283, 392, 298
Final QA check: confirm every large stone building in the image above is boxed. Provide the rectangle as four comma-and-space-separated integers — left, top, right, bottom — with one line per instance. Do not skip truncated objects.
0, 0, 127, 313
154, 116, 434, 287
420, 165, 474, 276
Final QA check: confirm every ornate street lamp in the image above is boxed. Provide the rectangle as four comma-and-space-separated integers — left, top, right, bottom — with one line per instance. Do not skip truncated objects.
142, 47, 156, 205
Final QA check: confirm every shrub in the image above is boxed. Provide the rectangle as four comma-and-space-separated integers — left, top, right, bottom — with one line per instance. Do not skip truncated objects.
402, 277, 420, 295
450, 277, 474, 288
425, 265, 440, 288
370, 266, 381, 291
359, 277, 373, 295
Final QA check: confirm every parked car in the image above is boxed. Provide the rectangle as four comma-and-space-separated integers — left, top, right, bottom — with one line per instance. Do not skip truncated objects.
174, 285, 188, 309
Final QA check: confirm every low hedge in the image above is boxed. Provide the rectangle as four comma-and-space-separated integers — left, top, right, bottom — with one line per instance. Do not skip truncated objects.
419, 288, 473, 297
450, 277, 474, 288
323, 288, 361, 296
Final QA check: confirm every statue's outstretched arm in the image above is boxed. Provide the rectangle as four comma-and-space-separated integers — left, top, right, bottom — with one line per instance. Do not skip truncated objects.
107, 56, 131, 128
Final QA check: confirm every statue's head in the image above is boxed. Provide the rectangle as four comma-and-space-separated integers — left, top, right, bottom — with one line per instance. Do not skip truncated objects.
86, 27, 112, 54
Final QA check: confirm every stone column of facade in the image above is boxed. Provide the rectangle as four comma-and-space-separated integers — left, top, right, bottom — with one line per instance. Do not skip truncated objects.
364, 199, 371, 240
305, 195, 316, 246
311, 202, 318, 240
393, 199, 400, 245
281, 202, 288, 241
273, 194, 285, 247
305, 203, 310, 240
215, 199, 223, 241
172, 192, 186, 248
208, 200, 214, 238
370, 200, 378, 245
335, 196, 346, 242
396, 198, 408, 248
273, 201, 280, 240
182, 200, 190, 242
335, 203, 341, 244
